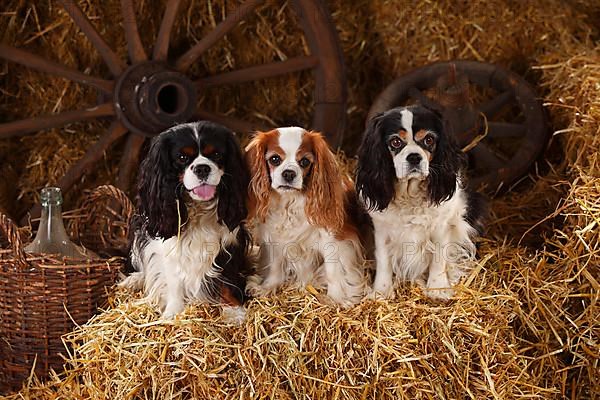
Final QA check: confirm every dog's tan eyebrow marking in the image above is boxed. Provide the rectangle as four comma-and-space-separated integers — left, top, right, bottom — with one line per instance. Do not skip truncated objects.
297, 134, 314, 156
202, 144, 215, 155
180, 146, 196, 156
397, 130, 408, 140
414, 129, 429, 141
266, 144, 285, 156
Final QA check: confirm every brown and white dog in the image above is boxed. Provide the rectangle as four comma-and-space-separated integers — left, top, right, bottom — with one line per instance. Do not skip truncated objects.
245, 127, 366, 306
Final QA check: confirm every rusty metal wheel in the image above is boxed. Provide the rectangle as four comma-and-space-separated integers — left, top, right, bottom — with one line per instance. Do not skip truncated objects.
0, 0, 346, 220
368, 60, 549, 194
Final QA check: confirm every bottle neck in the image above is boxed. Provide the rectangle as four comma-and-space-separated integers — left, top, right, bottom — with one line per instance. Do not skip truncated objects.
35, 202, 69, 243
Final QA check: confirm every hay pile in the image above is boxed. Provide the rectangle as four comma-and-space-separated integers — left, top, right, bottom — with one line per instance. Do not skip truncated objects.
1, 0, 599, 398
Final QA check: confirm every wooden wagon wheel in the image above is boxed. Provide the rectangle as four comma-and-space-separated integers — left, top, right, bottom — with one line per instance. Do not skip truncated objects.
0, 0, 346, 221
368, 60, 549, 194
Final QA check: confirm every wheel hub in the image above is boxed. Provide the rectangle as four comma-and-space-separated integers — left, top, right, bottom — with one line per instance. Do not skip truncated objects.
432, 66, 481, 147
114, 62, 196, 136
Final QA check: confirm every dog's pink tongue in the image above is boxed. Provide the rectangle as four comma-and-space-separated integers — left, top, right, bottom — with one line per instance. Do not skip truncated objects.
192, 184, 216, 200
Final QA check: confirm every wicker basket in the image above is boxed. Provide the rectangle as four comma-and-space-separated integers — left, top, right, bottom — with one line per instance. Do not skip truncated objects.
0, 185, 133, 393
68, 185, 135, 257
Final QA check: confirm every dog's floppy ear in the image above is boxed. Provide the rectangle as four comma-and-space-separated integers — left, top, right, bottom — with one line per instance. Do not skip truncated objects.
245, 131, 275, 221
217, 131, 249, 231
427, 113, 466, 204
304, 131, 345, 234
136, 133, 187, 239
356, 112, 396, 211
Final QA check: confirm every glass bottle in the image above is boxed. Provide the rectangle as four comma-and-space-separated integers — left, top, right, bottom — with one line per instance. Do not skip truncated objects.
25, 187, 97, 259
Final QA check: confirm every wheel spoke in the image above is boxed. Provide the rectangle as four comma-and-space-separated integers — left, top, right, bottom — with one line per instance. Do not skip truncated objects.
58, 0, 125, 76
408, 87, 443, 112
0, 103, 114, 139
25, 121, 128, 222
195, 110, 262, 134
487, 122, 526, 138
0, 44, 113, 93
196, 55, 319, 89
479, 90, 513, 118
152, 0, 182, 61
57, 121, 128, 192
176, 0, 263, 71
116, 134, 146, 191
469, 142, 505, 169
120, 0, 148, 63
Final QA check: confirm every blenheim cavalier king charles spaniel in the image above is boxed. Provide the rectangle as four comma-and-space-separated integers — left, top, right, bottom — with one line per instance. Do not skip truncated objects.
121, 121, 250, 321
245, 127, 366, 307
356, 105, 485, 300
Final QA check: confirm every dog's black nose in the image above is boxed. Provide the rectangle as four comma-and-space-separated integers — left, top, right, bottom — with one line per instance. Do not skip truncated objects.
193, 164, 211, 179
282, 169, 297, 183
406, 153, 422, 165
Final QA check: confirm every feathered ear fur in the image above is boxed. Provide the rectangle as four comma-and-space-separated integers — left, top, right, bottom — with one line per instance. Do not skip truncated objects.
427, 114, 466, 205
245, 131, 275, 221
304, 131, 345, 234
217, 132, 249, 231
136, 134, 186, 239
356, 113, 396, 211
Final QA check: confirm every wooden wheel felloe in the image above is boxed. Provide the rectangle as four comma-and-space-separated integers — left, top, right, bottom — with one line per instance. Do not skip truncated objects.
0, 0, 346, 220
368, 60, 549, 194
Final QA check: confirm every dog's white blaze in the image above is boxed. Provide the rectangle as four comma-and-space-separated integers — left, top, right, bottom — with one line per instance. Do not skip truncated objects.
192, 123, 200, 140
277, 127, 304, 156
394, 108, 428, 179
271, 127, 305, 190
400, 108, 414, 136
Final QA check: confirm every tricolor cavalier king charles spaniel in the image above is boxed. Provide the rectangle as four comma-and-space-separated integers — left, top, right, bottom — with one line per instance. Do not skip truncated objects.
121, 121, 250, 320
356, 105, 485, 300
245, 127, 366, 306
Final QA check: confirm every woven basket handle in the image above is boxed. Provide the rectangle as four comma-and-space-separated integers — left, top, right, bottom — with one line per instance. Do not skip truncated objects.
86, 185, 134, 224
0, 212, 29, 266
70, 184, 134, 237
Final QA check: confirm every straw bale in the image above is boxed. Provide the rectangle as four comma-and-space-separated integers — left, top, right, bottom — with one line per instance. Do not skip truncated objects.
0, 279, 550, 399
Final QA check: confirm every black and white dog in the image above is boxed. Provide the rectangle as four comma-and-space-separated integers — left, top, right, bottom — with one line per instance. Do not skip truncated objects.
121, 121, 250, 320
356, 105, 485, 300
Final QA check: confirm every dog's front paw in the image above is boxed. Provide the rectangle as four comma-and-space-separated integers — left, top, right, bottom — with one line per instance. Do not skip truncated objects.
425, 268, 454, 301
424, 286, 454, 301
222, 306, 247, 325
118, 272, 144, 291
162, 301, 184, 319
367, 279, 396, 301
326, 285, 363, 309
365, 286, 396, 301
246, 274, 278, 297
424, 275, 454, 301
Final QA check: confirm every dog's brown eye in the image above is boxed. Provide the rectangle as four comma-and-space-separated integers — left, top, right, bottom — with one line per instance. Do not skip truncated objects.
423, 136, 435, 147
390, 137, 403, 149
269, 155, 282, 166
299, 157, 311, 168
177, 154, 189, 164
212, 152, 223, 161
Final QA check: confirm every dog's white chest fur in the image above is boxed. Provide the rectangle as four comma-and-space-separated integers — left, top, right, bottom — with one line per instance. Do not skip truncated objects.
369, 179, 476, 298
262, 195, 316, 239
255, 194, 323, 276
125, 205, 237, 317
250, 192, 365, 306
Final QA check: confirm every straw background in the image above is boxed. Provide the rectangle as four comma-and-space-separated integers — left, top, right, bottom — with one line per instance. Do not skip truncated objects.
0, 0, 598, 398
